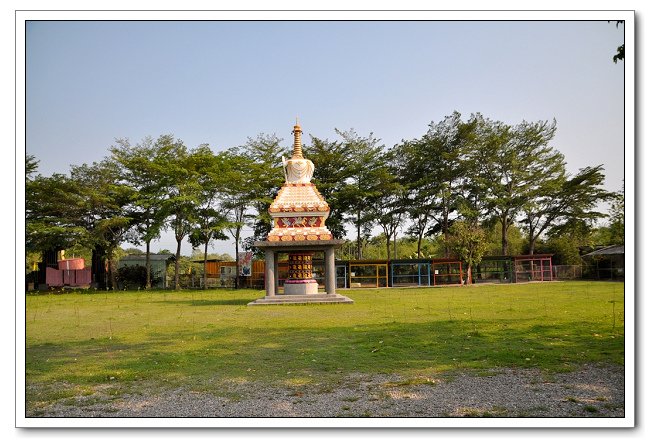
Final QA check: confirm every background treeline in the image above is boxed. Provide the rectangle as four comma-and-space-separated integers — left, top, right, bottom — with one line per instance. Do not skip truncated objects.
26, 112, 624, 289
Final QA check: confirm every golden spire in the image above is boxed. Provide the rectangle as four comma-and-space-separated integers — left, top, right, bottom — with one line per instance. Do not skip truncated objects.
291, 119, 303, 159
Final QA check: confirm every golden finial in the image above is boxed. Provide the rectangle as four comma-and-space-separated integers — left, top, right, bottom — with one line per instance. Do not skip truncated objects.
291, 119, 303, 159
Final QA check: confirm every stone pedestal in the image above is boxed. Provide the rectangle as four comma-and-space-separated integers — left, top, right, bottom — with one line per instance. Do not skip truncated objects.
284, 281, 319, 295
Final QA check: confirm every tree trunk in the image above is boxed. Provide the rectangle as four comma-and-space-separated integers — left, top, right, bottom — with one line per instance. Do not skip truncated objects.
501, 216, 509, 256
393, 231, 397, 260
385, 234, 391, 261
91, 246, 107, 290
417, 233, 423, 259
145, 240, 151, 289
528, 222, 535, 255
443, 210, 450, 258
234, 227, 240, 290
174, 238, 182, 290
356, 210, 362, 260
203, 239, 209, 290
466, 264, 472, 285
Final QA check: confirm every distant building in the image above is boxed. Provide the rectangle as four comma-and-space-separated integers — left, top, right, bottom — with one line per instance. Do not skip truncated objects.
582, 245, 625, 280
117, 254, 173, 288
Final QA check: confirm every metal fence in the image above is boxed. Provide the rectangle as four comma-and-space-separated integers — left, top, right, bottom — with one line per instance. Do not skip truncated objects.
552, 265, 583, 280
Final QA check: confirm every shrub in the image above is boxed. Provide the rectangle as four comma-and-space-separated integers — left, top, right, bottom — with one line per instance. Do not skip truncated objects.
116, 265, 160, 289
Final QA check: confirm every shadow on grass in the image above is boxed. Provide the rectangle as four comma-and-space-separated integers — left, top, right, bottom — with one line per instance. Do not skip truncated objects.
151, 298, 255, 306
26, 318, 624, 391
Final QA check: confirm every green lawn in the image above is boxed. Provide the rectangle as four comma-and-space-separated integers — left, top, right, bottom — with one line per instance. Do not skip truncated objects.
25, 281, 624, 408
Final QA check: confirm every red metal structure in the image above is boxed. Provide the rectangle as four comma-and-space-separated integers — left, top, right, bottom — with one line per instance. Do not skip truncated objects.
512, 255, 553, 282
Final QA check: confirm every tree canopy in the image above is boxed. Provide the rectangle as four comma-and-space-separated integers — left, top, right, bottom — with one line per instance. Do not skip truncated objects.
25, 111, 617, 288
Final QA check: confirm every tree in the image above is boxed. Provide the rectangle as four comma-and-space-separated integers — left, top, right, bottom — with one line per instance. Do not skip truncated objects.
220, 151, 259, 289
484, 222, 526, 256
69, 159, 134, 289
188, 148, 230, 289
368, 152, 406, 260
397, 139, 434, 257
237, 134, 287, 245
401, 112, 476, 258
154, 136, 201, 290
111, 136, 169, 289
448, 220, 489, 285
26, 172, 90, 268
470, 117, 561, 255
336, 129, 387, 259
521, 165, 612, 254
606, 183, 624, 245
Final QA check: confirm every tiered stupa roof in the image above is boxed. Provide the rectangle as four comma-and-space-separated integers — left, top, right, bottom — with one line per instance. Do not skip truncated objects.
267, 121, 334, 242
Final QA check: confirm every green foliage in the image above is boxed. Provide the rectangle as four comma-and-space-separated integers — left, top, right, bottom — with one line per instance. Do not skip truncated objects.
538, 236, 584, 265
470, 116, 563, 255
448, 220, 489, 284
367, 152, 407, 260
68, 159, 135, 289
236, 133, 287, 244
121, 247, 144, 255
303, 136, 354, 239
484, 222, 526, 256
110, 137, 169, 253
399, 111, 475, 257
336, 129, 388, 259
26, 154, 39, 180
522, 165, 611, 255
26, 112, 616, 275
26, 172, 90, 253
611, 21, 624, 64
605, 185, 624, 245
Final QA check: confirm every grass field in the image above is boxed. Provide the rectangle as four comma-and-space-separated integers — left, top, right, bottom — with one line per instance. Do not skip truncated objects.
25, 281, 624, 410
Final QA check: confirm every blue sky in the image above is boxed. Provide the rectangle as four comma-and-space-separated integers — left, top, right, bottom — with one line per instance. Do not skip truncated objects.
26, 20, 625, 256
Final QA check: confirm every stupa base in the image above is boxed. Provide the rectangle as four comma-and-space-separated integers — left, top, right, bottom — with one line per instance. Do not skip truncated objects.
248, 293, 354, 306
284, 281, 319, 295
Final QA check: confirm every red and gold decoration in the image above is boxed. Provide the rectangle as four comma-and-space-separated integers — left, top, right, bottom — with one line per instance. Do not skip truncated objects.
285, 252, 316, 284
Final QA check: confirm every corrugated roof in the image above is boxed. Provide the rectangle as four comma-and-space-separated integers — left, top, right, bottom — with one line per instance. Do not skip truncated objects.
582, 245, 625, 257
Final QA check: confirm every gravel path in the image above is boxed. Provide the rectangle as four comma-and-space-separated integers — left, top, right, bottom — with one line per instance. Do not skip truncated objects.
29, 364, 624, 419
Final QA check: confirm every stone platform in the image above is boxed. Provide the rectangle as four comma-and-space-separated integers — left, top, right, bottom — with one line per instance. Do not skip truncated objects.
248, 293, 354, 306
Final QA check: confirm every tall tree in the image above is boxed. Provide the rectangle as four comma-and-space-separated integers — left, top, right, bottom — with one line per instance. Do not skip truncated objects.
368, 154, 406, 260
401, 112, 476, 258
69, 159, 134, 289
471, 117, 560, 255
398, 139, 434, 258
188, 148, 230, 289
155, 136, 201, 290
336, 129, 386, 259
111, 136, 169, 289
220, 151, 259, 289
